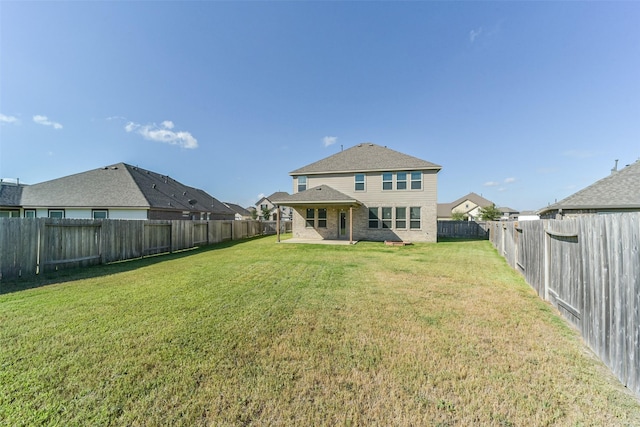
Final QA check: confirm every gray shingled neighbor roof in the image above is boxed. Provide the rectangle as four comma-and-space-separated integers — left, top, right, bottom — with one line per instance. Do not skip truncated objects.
0, 182, 25, 207
20, 163, 233, 215
270, 185, 360, 206
224, 202, 252, 217
539, 160, 640, 214
290, 143, 441, 175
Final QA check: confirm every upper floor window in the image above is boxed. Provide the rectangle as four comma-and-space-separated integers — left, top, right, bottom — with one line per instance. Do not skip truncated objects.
396, 172, 407, 190
298, 176, 307, 192
355, 174, 365, 191
410, 172, 422, 190
382, 173, 393, 190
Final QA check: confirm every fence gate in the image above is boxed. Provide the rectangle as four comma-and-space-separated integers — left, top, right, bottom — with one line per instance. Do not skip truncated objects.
545, 228, 582, 328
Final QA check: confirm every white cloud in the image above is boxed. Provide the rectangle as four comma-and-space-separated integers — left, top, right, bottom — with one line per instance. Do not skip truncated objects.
504, 177, 516, 184
484, 181, 500, 187
470, 27, 483, 43
323, 136, 337, 147
0, 113, 18, 124
33, 115, 63, 129
125, 120, 198, 149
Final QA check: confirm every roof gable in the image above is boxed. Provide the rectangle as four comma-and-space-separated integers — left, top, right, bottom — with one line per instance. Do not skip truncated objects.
290, 143, 441, 175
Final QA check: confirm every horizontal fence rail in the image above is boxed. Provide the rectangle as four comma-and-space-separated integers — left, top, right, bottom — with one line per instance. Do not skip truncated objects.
0, 218, 291, 281
488, 213, 640, 398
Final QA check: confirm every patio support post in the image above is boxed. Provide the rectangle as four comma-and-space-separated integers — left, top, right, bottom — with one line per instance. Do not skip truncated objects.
349, 206, 353, 244
276, 205, 281, 243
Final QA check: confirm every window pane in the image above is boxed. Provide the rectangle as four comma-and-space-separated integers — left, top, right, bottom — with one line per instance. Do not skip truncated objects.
318, 208, 327, 228
306, 208, 315, 227
93, 210, 108, 219
410, 207, 421, 229
396, 207, 406, 228
355, 174, 365, 191
298, 176, 307, 192
382, 173, 392, 190
410, 171, 422, 190
49, 210, 64, 219
368, 207, 379, 228
382, 207, 392, 229
24, 210, 36, 218
397, 171, 407, 190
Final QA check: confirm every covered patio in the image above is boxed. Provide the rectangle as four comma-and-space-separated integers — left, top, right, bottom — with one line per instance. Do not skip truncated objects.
270, 185, 361, 245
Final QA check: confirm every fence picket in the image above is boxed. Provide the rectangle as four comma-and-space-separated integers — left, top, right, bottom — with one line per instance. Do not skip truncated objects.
489, 213, 640, 398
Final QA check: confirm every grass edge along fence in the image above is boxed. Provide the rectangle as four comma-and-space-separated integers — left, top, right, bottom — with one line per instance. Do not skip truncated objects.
0, 218, 290, 281
488, 213, 640, 399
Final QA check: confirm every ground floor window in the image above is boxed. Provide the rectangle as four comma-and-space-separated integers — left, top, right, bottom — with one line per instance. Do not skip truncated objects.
368, 206, 421, 230
92, 210, 108, 219
395, 207, 406, 228
381, 207, 392, 229
410, 207, 421, 229
368, 207, 379, 228
24, 210, 36, 218
0, 210, 20, 218
49, 209, 65, 219
306, 208, 315, 228
318, 208, 327, 228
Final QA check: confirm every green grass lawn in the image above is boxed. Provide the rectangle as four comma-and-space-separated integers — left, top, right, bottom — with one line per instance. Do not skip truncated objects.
1, 236, 639, 426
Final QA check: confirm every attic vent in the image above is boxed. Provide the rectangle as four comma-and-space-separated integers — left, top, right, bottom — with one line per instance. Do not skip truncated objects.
188, 199, 197, 205
152, 184, 156, 189
111, 166, 118, 170
183, 191, 187, 196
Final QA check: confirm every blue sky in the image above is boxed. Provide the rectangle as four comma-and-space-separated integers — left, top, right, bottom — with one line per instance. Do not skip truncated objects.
1, 1, 638, 211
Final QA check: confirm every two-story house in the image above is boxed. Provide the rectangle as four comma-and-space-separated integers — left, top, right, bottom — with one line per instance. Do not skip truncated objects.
255, 192, 293, 221
271, 143, 441, 243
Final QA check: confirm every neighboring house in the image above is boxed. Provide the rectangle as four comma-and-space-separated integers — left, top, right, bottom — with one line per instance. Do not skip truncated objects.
518, 211, 540, 221
255, 192, 292, 221
2, 163, 234, 220
538, 159, 640, 219
498, 207, 519, 221
0, 179, 25, 217
224, 202, 253, 220
271, 143, 442, 242
437, 192, 494, 221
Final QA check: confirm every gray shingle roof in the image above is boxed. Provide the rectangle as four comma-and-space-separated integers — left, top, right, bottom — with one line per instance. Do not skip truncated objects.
539, 160, 640, 214
0, 183, 25, 207
224, 202, 252, 217
20, 163, 233, 215
270, 185, 360, 206
290, 143, 441, 175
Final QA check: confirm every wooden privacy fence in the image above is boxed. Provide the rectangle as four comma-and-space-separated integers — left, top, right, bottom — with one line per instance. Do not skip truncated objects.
488, 213, 640, 398
437, 220, 489, 239
0, 218, 272, 281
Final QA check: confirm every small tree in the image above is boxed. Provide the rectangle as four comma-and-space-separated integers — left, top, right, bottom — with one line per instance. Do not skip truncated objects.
261, 207, 272, 221
479, 204, 502, 221
451, 211, 468, 221
250, 209, 258, 220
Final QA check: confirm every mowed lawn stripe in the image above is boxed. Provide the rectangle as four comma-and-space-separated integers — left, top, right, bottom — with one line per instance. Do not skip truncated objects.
1, 236, 639, 426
